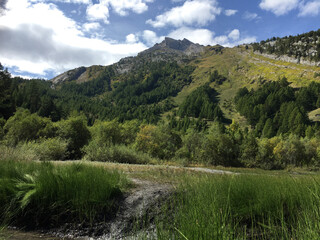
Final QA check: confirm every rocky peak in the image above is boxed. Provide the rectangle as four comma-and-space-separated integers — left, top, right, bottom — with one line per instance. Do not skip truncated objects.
139, 37, 205, 57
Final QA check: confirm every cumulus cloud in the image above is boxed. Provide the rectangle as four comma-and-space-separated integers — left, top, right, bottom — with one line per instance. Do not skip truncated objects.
259, 0, 299, 16
0, 0, 147, 77
83, 22, 101, 32
167, 27, 256, 47
243, 11, 260, 21
42, 0, 91, 3
228, 29, 240, 41
146, 0, 221, 28
106, 0, 153, 16
85, 0, 153, 23
299, 0, 320, 16
168, 27, 215, 45
126, 33, 139, 43
224, 9, 237, 16
142, 30, 165, 46
86, 2, 109, 23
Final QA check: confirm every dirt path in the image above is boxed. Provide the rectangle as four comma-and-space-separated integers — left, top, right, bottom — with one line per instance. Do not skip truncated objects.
99, 178, 173, 240
1, 164, 234, 240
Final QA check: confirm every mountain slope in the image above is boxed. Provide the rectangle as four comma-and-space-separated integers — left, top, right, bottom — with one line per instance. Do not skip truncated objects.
51, 37, 205, 85
4, 31, 320, 127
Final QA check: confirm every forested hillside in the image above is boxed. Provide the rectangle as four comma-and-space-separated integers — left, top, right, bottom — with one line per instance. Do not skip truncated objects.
1, 30, 320, 170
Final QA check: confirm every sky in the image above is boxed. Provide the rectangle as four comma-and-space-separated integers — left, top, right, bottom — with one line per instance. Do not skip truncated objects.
0, 0, 319, 79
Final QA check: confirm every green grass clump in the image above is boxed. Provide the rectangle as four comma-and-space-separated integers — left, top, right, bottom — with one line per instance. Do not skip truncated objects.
0, 160, 129, 229
83, 142, 155, 164
157, 174, 320, 239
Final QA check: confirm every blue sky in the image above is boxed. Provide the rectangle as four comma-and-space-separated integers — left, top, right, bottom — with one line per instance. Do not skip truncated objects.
0, 0, 319, 79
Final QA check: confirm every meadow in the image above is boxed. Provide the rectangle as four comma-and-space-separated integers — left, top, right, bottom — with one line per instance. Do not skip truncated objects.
1, 158, 320, 239
0, 160, 129, 230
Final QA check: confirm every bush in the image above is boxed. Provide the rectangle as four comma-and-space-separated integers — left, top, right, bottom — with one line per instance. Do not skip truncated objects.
0, 144, 37, 161
3, 109, 56, 146
135, 124, 181, 160
89, 119, 140, 146
56, 114, 91, 159
28, 138, 68, 161
83, 142, 153, 164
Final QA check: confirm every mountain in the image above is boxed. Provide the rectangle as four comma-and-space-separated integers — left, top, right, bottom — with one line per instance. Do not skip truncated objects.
51, 37, 205, 85
3, 30, 320, 127
252, 29, 320, 66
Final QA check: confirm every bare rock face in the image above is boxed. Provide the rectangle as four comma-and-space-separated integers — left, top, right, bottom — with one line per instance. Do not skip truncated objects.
256, 52, 320, 67
51, 67, 86, 86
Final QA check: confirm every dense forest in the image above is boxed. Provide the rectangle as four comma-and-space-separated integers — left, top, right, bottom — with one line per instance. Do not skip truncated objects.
0, 62, 195, 124
2, 59, 320, 170
252, 29, 320, 62
235, 78, 320, 138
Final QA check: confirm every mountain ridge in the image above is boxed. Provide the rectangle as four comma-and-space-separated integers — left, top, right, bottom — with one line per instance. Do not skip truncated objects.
51, 37, 206, 85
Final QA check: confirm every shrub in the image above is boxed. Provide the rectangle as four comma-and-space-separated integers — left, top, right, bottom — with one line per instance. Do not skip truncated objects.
3, 109, 56, 146
83, 142, 153, 164
55, 114, 91, 159
28, 138, 68, 161
0, 144, 37, 161
135, 124, 181, 160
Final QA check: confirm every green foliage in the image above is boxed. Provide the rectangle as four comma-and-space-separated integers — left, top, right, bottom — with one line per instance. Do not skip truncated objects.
157, 174, 320, 239
0, 161, 128, 228
0, 64, 15, 119
252, 29, 320, 62
3, 109, 56, 146
89, 119, 140, 146
25, 138, 69, 161
178, 84, 225, 121
235, 79, 316, 137
55, 114, 91, 159
0, 145, 37, 162
83, 143, 154, 164
135, 124, 182, 159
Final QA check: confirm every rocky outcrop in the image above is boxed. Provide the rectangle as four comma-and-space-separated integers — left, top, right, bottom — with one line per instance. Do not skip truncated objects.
113, 37, 205, 74
51, 66, 86, 86
254, 52, 320, 67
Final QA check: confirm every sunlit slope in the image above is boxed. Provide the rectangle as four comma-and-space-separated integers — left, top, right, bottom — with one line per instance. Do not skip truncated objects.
174, 46, 320, 122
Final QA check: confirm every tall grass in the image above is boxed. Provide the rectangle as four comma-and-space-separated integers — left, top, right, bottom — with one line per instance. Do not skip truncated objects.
0, 160, 129, 229
83, 142, 155, 164
156, 174, 320, 239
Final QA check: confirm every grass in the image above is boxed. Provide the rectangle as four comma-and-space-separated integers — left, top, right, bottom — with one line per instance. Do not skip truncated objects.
155, 173, 320, 239
167, 47, 320, 126
309, 108, 320, 122
0, 160, 129, 229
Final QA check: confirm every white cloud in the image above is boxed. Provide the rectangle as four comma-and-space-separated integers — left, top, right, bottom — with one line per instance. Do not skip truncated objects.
106, 0, 153, 16
228, 29, 240, 41
243, 11, 260, 21
85, 0, 153, 23
299, 0, 320, 16
86, 2, 109, 23
259, 0, 299, 16
126, 33, 139, 43
83, 22, 100, 32
168, 27, 215, 45
146, 0, 221, 28
42, 0, 91, 4
236, 37, 257, 45
0, 0, 148, 77
224, 9, 237, 16
142, 30, 165, 46
167, 27, 256, 47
